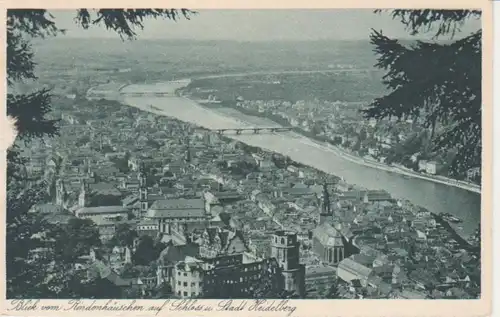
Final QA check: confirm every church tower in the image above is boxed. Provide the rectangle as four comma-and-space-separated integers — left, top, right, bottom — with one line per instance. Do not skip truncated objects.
85, 158, 92, 177
271, 231, 305, 298
78, 179, 89, 208
139, 162, 148, 215
124, 246, 132, 264
319, 183, 333, 225
56, 179, 67, 207
185, 138, 191, 163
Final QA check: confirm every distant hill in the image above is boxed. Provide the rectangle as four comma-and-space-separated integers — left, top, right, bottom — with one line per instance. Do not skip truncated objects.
32, 38, 378, 76
28, 36, 460, 88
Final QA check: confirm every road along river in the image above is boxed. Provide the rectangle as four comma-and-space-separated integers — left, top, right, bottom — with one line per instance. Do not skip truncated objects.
112, 80, 481, 237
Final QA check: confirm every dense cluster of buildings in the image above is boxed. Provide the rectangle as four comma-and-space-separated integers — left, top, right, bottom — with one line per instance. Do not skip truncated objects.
25, 88, 480, 299
197, 94, 480, 183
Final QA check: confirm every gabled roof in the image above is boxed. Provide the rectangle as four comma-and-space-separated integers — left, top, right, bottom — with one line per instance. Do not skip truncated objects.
312, 223, 344, 247
43, 211, 77, 225
76, 206, 128, 215
137, 218, 157, 227
89, 182, 122, 196
399, 290, 427, 299
31, 203, 65, 214
147, 194, 167, 202
305, 265, 337, 277
338, 258, 373, 281
157, 243, 200, 265
147, 198, 205, 219
351, 254, 376, 267
122, 194, 139, 207
223, 230, 248, 253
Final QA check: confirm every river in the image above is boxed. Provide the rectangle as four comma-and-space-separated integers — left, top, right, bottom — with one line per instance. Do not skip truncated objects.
113, 80, 481, 237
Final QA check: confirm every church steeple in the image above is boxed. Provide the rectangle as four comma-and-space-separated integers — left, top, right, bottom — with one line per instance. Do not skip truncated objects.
139, 162, 148, 216
319, 183, 332, 225
322, 183, 331, 214
78, 179, 89, 208
185, 138, 191, 163
56, 179, 66, 206
85, 158, 92, 176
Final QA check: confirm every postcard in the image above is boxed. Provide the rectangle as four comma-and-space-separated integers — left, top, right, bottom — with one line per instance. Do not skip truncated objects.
0, 0, 492, 316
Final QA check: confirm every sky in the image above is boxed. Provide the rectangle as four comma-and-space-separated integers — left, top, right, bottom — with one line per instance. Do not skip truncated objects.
49, 9, 481, 41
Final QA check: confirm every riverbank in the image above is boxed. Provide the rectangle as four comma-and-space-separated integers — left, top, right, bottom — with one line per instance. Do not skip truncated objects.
93, 76, 479, 234
311, 139, 481, 194
119, 98, 475, 243
94, 75, 481, 194
194, 101, 481, 194
431, 213, 480, 257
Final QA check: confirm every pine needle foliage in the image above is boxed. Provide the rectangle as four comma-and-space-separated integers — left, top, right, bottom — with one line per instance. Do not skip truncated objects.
363, 10, 481, 176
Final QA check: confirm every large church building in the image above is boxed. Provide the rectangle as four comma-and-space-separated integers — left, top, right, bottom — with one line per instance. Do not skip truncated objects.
311, 183, 355, 265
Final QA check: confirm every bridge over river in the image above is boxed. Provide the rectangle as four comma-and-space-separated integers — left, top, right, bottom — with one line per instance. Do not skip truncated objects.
213, 127, 293, 135
119, 78, 481, 237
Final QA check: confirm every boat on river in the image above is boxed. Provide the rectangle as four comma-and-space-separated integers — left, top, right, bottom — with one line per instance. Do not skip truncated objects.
441, 212, 463, 223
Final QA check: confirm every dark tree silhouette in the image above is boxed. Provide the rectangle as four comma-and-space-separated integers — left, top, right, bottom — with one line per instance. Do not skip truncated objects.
110, 156, 131, 173
49, 218, 102, 263
6, 185, 53, 298
153, 282, 174, 299
110, 223, 138, 248
6, 8, 194, 299
133, 235, 166, 265
362, 10, 481, 177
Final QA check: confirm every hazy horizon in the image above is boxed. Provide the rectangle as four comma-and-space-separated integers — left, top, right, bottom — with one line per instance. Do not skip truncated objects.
47, 9, 481, 42
37, 37, 406, 43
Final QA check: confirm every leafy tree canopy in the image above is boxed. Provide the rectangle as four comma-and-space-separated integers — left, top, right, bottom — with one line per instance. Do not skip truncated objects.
49, 217, 102, 263
133, 235, 166, 265
109, 223, 138, 248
